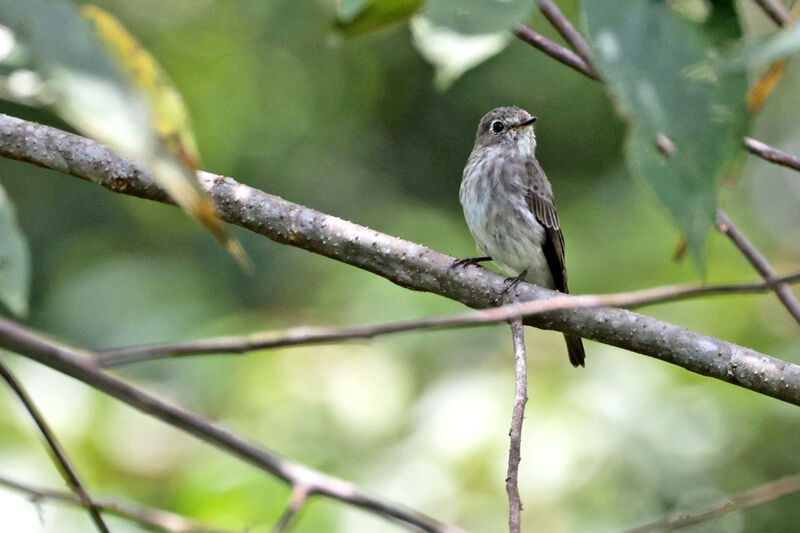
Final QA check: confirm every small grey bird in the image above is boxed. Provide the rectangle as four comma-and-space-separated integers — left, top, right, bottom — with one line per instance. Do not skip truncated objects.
457, 106, 585, 367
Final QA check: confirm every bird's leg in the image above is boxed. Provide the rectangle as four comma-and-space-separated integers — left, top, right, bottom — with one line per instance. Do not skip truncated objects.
450, 256, 492, 269
502, 270, 528, 296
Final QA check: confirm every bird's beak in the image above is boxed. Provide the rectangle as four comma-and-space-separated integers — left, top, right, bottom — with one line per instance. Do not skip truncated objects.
518, 116, 537, 127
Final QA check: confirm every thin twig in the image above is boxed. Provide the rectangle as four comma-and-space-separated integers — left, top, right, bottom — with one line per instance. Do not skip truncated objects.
271, 485, 310, 533
623, 473, 800, 533
505, 318, 527, 533
96, 271, 800, 367
512, 24, 601, 81
0, 474, 236, 533
536, 0, 600, 79
716, 210, 800, 327
0, 318, 468, 533
0, 361, 110, 533
2, 115, 800, 406
744, 137, 800, 173
752, 0, 791, 26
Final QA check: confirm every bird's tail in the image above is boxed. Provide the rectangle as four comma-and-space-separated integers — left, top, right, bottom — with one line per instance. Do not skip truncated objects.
564, 334, 585, 368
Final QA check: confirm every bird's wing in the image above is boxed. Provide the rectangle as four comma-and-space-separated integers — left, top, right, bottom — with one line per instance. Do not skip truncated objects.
524, 159, 569, 294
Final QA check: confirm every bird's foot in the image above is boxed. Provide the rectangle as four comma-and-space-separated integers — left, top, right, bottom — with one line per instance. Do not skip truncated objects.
501, 270, 528, 297
449, 256, 492, 270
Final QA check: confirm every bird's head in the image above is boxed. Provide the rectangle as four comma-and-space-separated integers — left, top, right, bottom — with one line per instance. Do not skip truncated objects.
473, 106, 537, 157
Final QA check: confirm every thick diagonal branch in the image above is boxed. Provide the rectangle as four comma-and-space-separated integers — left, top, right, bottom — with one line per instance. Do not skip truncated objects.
1, 114, 800, 406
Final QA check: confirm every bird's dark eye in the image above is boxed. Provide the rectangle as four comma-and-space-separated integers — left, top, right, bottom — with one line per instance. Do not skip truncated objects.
491, 121, 505, 134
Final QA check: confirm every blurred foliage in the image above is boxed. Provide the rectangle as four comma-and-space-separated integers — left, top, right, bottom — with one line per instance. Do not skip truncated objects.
0, 1, 799, 532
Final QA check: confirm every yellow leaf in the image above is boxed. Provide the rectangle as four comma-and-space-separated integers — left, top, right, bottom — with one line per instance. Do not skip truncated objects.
81, 5, 201, 168
81, 5, 250, 269
747, 2, 800, 113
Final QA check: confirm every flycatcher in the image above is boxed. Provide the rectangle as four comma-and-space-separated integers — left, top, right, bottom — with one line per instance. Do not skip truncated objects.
457, 106, 585, 367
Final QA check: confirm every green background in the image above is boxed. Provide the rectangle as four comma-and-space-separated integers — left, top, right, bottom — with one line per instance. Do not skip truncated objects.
1, 1, 799, 532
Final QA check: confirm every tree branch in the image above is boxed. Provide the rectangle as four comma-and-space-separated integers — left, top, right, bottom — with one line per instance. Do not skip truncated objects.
0, 317, 468, 533
623, 473, 800, 533
716, 210, 800, 327
1, 114, 799, 406
752, 0, 791, 26
0, 473, 236, 533
512, 24, 601, 81
536, 0, 600, 79
744, 137, 800, 173
95, 271, 800, 368
0, 361, 109, 532
505, 318, 527, 533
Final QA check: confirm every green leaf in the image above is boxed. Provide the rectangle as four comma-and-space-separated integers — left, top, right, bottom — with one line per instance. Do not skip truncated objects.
336, 0, 425, 36
722, 23, 800, 69
0, 183, 30, 317
0, 0, 248, 267
411, 0, 534, 88
583, 0, 748, 270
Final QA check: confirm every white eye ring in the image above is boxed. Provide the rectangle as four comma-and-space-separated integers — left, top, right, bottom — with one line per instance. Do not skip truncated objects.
491, 121, 505, 134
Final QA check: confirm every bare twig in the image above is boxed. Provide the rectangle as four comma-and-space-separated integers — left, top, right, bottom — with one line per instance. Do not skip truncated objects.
1, 114, 799, 406
0, 318, 467, 533
271, 485, 310, 533
716, 210, 800, 327
512, 24, 601, 81
744, 137, 800, 173
0, 361, 110, 533
536, 0, 600, 78
96, 271, 800, 368
505, 318, 527, 533
623, 473, 800, 533
0, 474, 236, 533
752, 0, 791, 26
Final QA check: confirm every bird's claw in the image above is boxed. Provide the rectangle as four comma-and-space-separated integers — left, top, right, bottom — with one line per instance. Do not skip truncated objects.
501, 270, 528, 297
449, 256, 491, 270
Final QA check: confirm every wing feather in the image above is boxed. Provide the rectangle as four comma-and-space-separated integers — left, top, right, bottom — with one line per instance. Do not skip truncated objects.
524, 160, 568, 294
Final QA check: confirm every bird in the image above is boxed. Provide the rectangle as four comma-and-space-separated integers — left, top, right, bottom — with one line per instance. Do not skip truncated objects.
456, 106, 585, 367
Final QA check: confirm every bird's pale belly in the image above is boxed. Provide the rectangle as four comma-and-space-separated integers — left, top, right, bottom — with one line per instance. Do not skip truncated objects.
461, 185, 554, 289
